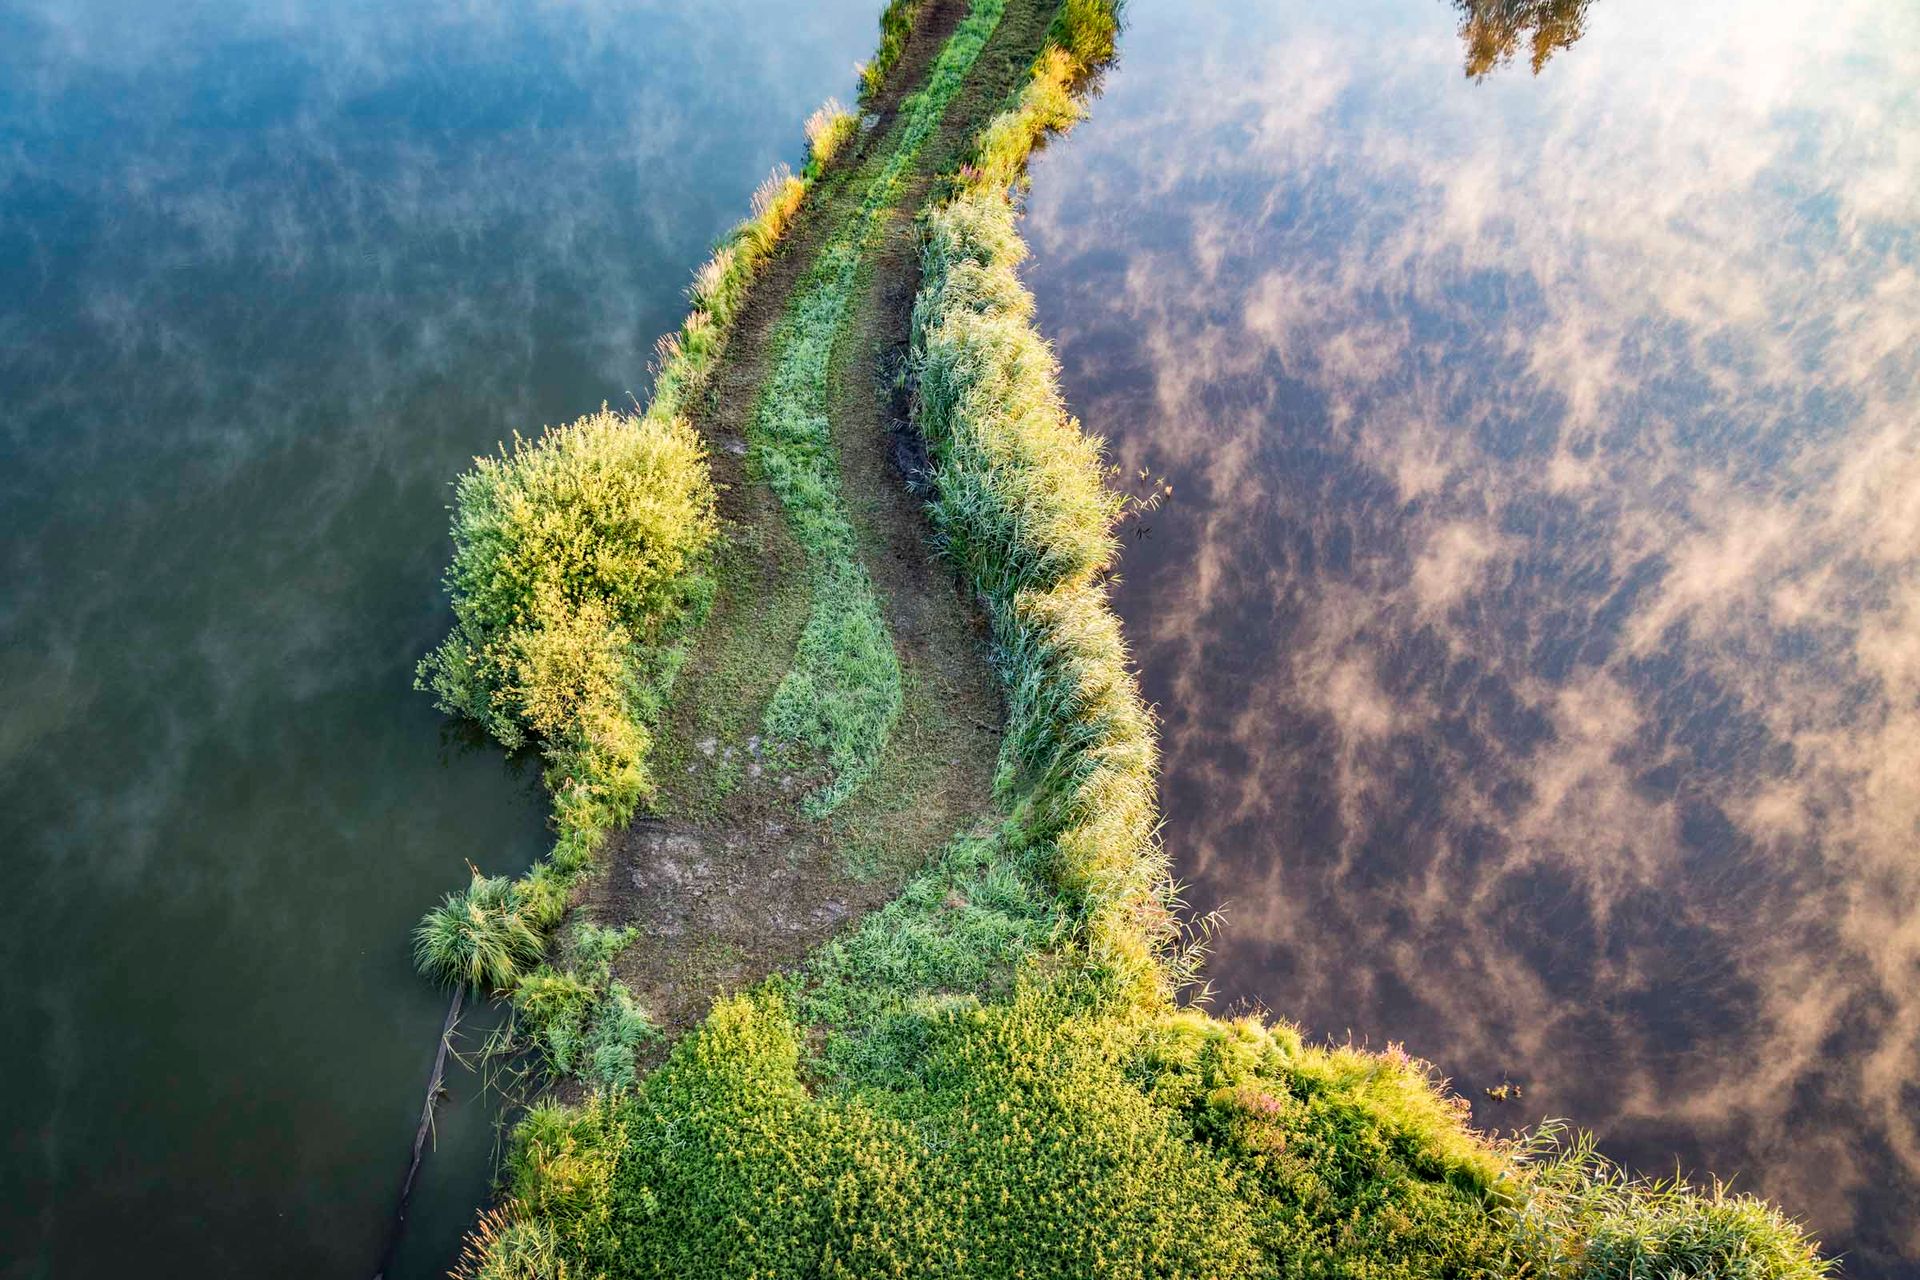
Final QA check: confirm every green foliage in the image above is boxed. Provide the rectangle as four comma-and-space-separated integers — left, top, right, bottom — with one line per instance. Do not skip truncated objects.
510, 923, 659, 1088
914, 108, 1163, 997
798, 827, 1061, 1083
966, 46, 1085, 194
473, 984, 1519, 1279
414, 871, 547, 992
1136, 1010, 1518, 1276
418, 406, 716, 755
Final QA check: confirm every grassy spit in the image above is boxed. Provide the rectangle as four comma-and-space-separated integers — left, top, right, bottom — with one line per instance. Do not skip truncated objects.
417, 2, 1838, 1276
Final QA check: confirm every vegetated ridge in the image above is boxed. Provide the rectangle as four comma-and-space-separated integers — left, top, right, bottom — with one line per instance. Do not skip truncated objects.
411, 1, 1838, 1275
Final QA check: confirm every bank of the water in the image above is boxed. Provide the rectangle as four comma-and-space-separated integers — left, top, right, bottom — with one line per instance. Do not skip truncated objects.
1018, 1, 1920, 1271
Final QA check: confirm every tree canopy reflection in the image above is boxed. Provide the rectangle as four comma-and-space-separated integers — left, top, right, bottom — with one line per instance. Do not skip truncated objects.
1452, 0, 1592, 77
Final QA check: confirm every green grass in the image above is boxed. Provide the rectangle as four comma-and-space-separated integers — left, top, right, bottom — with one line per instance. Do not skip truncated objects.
511, 924, 660, 1089
751, 0, 1010, 816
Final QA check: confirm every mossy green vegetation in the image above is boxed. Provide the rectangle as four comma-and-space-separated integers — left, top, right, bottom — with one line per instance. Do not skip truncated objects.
431, 2, 1836, 1276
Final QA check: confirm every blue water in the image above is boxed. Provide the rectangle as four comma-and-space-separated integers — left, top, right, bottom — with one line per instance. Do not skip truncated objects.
0, 2, 878, 1275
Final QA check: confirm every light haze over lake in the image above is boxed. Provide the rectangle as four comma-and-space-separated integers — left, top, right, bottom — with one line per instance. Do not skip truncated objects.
0, 1, 876, 1274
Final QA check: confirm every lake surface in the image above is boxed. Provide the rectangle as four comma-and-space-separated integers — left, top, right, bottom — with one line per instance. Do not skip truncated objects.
0, 1, 877, 1274
1026, 0, 1919, 1274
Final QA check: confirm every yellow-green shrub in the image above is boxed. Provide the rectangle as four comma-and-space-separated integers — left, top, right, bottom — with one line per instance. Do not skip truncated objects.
418, 406, 716, 760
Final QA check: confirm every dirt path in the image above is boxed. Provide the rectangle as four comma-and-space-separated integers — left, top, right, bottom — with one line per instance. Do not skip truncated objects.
571, 0, 1057, 1043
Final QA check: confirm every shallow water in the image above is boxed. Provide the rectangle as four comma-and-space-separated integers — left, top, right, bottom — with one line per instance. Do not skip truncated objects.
1026, 0, 1919, 1273
0, 1, 876, 1274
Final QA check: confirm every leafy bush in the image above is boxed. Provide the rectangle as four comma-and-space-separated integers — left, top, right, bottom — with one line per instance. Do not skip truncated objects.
414, 871, 547, 992
417, 406, 716, 758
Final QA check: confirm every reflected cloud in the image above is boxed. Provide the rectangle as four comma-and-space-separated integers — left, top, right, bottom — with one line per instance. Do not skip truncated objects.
1027, 0, 1920, 1268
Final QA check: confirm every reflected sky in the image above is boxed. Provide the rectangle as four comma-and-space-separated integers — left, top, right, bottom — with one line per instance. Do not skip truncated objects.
1026, 0, 1918, 1272
0, 1, 875, 1275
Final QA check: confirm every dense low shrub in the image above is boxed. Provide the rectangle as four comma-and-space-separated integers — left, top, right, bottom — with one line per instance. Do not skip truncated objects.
482, 983, 1528, 1279
1506, 1128, 1834, 1280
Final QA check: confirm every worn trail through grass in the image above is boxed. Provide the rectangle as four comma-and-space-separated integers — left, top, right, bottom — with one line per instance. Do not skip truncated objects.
754, 0, 1008, 816
569, 0, 1059, 1046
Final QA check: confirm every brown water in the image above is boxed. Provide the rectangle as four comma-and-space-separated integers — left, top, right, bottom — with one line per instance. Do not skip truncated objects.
1025, 0, 1920, 1273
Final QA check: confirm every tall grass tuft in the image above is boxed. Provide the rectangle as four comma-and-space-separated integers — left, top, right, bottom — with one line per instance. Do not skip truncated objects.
1507, 1126, 1834, 1280
803, 99, 858, 177
414, 871, 546, 992
1047, 0, 1122, 75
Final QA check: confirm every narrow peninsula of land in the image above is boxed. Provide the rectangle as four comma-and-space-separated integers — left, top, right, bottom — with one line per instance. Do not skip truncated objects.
407, 2, 1835, 1276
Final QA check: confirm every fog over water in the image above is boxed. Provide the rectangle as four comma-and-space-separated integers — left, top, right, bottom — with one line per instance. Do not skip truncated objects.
0, 1, 876, 1275
1025, 0, 1919, 1272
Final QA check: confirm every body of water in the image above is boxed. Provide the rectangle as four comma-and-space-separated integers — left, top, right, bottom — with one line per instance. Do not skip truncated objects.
0, 1, 877, 1274
1025, 0, 1919, 1273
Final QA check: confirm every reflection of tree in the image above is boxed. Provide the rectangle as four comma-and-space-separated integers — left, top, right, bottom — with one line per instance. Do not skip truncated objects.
1452, 0, 1592, 78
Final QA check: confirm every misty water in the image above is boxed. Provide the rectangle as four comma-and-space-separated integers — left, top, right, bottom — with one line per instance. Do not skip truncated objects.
1025, 0, 1919, 1274
5, 0, 1916, 1276
0, 1, 879, 1275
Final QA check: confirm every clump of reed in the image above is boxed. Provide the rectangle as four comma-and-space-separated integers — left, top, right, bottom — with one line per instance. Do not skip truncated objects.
414, 871, 546, 992
803, 99, 858, 177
